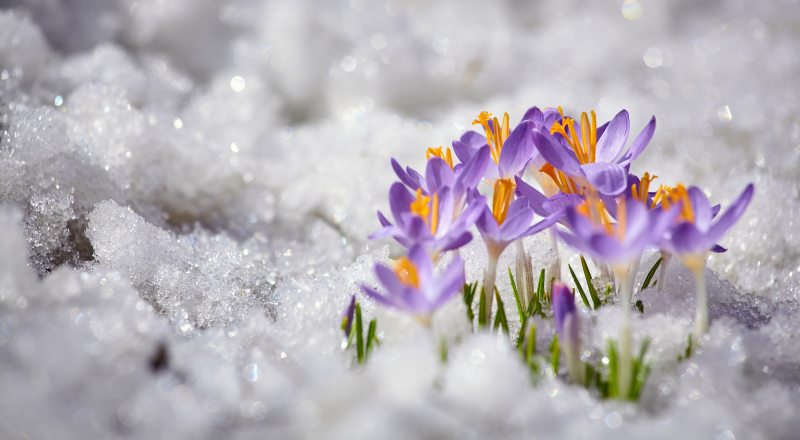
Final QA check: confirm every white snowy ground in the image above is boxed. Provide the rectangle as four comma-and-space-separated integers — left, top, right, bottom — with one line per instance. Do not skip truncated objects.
0, 0, 798, 438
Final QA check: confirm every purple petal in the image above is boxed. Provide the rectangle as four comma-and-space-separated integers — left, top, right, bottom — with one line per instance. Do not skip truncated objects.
375, 263, 406, 294
389, 182, 414, 226
543, 193, 583, 216
499, 121, 535, 177
706, 183, 754, 245
361, 285, 400, 309
425, 157, 455, 193
439, 231, 473, 252
580, 162, 628, 196
620, 116, 656, 165
475, 205, 500, 241
377, 210, 391, 227
456, 145, 491, 191
588, 234, 626, 262
515, 176, 549, 217
668, 222, 710, 255
431, 256, 465, 308
499, 205, 534, 242
520, 106, 544, 124
711, 243, 727, 253
532, 130, 581, 175
391, 158, 421, 190
688, 186, 713, 230
522, 214, 559, 237
408, 244, 434, 284
594, 110, 630, 163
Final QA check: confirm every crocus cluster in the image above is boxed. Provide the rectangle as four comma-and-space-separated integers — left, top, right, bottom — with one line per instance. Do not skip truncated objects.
357, 104, 753, 393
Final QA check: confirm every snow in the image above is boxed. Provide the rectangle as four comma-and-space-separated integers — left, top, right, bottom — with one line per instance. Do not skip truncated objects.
0, 1, 799, 438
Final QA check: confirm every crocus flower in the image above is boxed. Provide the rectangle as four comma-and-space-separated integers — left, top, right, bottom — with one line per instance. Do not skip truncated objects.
391, 147, 490, 217
656, 183, 755, 337
371, 182, 482, 255
452, 110, 539, 182
341, 294, 356, 337
533, 109, 657, 196
474, 177, 558, 322
558, 195, 677, 397
361, 244, 464, 324
552, 282, 584, 384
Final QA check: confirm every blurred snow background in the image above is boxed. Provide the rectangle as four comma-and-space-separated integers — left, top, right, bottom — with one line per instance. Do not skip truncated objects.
0, 0, 798, 438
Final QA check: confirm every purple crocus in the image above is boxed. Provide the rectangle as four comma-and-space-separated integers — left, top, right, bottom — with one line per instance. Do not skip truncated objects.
371, 182, 483, 255
558, 195, 677, 396
533, 109, 657, 196
656, 183, 755, 337
391, 148, 490, 216
552, 282, 583, 384
474, 177, 559, 321
451, 110, 539, 182
360, 244, 464, 324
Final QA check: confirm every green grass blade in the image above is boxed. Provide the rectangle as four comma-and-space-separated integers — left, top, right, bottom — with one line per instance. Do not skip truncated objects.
568, 264, 592, 309
580, 256, 601, 308
536, 268, 545, 304
635, 300, 644, 314
607, 340, 618, 398
478, 286, 488, 328
640, 257, 663, 291
525, 322, 537, 366
493, 288, 510, 335
365, 319, 377, 358
463, 283, 476, 324
355, 303, 365, 364
508, 268, 526, 326
549, 334, 560, 374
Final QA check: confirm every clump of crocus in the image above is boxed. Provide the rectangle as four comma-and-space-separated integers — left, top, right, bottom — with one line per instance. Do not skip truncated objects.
360, 244, 465, 326
552, 282, 584, 384
658, 183, 754, 338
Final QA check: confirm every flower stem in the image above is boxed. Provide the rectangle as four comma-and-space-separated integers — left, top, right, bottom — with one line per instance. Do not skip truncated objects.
657, 251, 671, 292
483, 250, 500, 328
514, 240, 528, 310
689, 259, 709, 339
614, 262, 636, 399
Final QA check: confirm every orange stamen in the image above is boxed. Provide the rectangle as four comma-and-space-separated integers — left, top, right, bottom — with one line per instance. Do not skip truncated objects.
394, 257, 420, 288
491, 178, 515, 224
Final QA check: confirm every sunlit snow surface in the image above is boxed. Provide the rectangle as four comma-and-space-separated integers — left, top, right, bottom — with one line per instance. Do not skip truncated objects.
0, 0, 799, 438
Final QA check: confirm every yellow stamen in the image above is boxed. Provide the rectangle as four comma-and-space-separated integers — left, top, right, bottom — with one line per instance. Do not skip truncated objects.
473, 110, 511, 164
550, 110, 599, 165
491, 178, 515, 224
394, 257, 420, 288
409, 189, 440, 234
425, 146, 454, 169
617, 197, 627, 241
630, 172, 658, 207
576, 192, 614, 235
652, 183, 695, 223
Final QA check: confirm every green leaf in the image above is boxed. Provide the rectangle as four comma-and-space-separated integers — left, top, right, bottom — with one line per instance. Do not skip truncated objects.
607, 340, 618, 399
508, 268, 526, 326
635, 300, 644, 314
525, 322, 537, 367
365, 319, 378, 359
478, 286, 488, 328
493, 288, 510, 335
536, 268, 546, 304
640, 257, 663, 291
462, 282, 476, 324
568, 264, 592, 309
355, 303, 365, 364
678, 334, 693, 362
580, 256, 602, 308
439, 337, 448, 364
549, 334, 560, 374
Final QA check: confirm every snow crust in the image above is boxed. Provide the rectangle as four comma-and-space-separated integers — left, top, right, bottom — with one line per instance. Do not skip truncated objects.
0, 1, 798, 438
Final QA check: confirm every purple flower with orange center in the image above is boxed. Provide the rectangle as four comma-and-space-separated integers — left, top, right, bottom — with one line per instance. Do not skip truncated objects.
452, 110, 538, 182
474, 177, 559, 320
371, 182, 482, 255
558, 194, 677, 396
533, 109, 656, 196
391, 146, 490, 216
360, 244, 465, 323
652, 183, 755, 337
